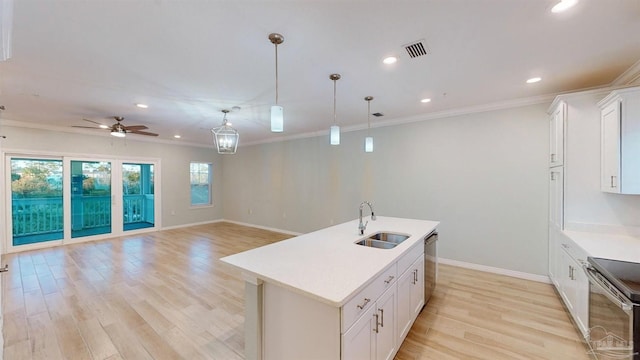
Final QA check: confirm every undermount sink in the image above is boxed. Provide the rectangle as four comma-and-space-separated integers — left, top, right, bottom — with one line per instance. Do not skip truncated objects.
355, 232, 410, 249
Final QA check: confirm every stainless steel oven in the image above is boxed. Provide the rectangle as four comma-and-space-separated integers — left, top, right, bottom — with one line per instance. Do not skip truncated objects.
586, 257, 640, 360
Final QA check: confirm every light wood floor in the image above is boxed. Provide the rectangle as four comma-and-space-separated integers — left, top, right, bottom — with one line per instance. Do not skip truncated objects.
2, 222, 591, 359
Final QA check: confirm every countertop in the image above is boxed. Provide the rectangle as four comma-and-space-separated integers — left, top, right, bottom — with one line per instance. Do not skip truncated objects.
220, 216, 439, 307
564, 230, 640, 263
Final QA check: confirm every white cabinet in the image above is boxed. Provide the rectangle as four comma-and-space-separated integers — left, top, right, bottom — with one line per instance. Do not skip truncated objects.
375, 286, 397, 360
549, 167, 564, 229
342, 286, 397, 360
598, 86, 640, 194
397, 255, 425, 343
342, 241, 424, 360
549, 101, 566, 167
555, 234, 589, 338
548, 227, 559, 287
342, 301, 376, 360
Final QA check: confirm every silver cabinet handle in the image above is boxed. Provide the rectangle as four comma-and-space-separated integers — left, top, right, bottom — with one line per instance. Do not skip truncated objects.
0, 264, 8, 273
412, 269, 418, 284
611, 175, 617, 188
357, 298, 371, 310
384, 275, 395, 284
551, 153, 556, 162
373, 313, 379, 333
550, 172, 556, 181
378, 308, 384, 328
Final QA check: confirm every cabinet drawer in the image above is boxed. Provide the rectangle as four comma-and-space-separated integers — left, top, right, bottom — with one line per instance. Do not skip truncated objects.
558, 233, 588, 264
341, 264, 397, 333
397, 240, 424, 276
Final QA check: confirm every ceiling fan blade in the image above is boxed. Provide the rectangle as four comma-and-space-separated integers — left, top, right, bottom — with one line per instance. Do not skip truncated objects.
123, 125, 148, 131
73, 125, 104, 129
83, 118, 105, 126
130, 130, 159, 137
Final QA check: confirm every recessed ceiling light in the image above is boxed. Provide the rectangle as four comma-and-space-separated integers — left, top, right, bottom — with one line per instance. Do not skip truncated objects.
420, 98, 432, 103
551, 0, 578, 13
174, 135, 181, 139
383, 56, 398, 65
135, 103, 148, 109
526, 77, 542, 84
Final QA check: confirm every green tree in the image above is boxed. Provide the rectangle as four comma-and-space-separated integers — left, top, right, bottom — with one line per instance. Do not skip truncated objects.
12, 165, 60, 198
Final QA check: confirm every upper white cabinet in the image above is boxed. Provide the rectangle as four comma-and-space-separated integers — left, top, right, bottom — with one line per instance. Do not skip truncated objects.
598, 87, 640, 194
549, 101, 566, 168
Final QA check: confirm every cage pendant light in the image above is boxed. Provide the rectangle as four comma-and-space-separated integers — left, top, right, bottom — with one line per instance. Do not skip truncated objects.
269, 33, 284, 132
329, 73, 341, 145
212, 109, 239, 154
364, 96, 374, 152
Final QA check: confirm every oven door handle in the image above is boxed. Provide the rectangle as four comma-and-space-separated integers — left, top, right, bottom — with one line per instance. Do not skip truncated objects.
584, 265, 634, 312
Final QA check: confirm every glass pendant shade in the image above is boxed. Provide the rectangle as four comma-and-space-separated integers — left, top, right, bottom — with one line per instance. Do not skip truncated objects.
212, 126, 239, 154
271, 105, 283, 132
330, 125, 340, 145
365, 136, 373, 152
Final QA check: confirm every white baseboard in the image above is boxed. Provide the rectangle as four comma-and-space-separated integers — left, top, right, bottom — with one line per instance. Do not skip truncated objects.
439, 257, 551, 284
221, 219, 303, 236
161, 219, 224, 231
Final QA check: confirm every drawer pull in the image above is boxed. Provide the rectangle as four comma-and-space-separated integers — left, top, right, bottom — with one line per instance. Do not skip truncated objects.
378, 308, 384, 327
384, 275, 395, 284
356, 298, 371, 310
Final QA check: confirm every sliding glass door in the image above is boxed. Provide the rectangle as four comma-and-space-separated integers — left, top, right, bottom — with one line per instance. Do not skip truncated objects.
6, 154, 159, 251
71, 160, 112, 238
123, 163, 154, 231
10, 158, 64, 246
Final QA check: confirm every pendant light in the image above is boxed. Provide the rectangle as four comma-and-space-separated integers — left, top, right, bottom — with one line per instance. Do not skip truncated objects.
329, 73, 341, 145
364, 96, 374, 152
212, 109, 239, 154
269, 33, 284, 132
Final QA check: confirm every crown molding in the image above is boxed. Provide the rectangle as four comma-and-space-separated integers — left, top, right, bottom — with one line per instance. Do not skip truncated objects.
612, 58, 640, 86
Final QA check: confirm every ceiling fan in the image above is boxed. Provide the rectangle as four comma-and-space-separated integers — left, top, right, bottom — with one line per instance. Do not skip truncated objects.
74, 116, 158, 137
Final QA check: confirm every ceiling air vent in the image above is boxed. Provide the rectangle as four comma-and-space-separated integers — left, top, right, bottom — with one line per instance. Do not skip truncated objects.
403, 39, 429, 59
372, 112, 384, 117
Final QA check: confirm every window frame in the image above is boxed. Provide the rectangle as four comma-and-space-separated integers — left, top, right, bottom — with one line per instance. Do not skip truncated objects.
189, 162, 213, 207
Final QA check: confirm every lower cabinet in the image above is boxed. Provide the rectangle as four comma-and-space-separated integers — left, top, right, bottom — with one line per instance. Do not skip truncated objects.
342, 243, 425, 360
397, 255, 425, 342
342, 286, 397, 360
551, 232, 589, 338
260, 238, 428, 360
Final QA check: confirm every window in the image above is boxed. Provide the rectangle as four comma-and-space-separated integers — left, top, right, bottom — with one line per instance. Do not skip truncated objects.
190, 162, 212, 206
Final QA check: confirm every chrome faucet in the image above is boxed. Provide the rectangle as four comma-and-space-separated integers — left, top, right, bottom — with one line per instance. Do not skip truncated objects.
358, 201, 376, 235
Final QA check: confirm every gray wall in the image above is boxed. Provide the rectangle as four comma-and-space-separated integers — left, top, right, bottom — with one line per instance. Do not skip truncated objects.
223, 104, 550, 275
0, 125, 224, 228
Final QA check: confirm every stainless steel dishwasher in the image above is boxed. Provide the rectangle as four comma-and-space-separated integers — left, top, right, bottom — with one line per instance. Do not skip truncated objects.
424, 231, 438, 305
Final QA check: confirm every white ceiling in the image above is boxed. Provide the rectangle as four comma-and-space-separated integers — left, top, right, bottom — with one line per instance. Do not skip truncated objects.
1, 0, 639, 147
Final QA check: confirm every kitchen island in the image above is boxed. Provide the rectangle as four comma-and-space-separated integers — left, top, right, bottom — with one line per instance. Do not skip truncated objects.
221, 216, 439, 360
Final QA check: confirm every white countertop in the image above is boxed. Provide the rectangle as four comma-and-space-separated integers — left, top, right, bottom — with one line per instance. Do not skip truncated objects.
220, 216, 439, 307
564, 230, 640, 263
